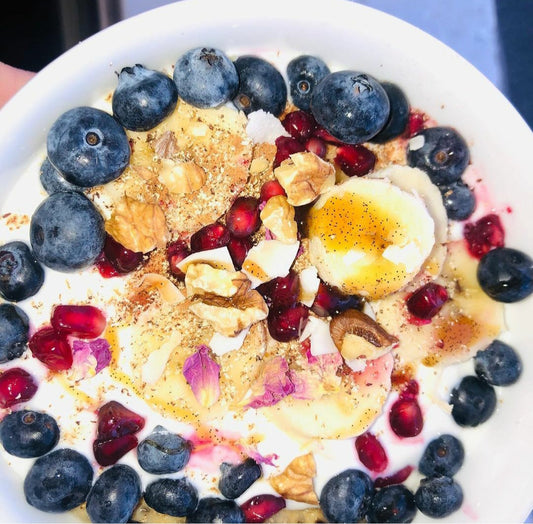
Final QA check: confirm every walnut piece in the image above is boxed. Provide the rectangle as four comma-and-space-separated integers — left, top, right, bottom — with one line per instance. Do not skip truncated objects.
106, 195, 169, 253
152, 130, 178, 158
265, 508, 325, 523
260, 195, 298, 244
269, 453, 319, 505
158, 159, 207, 194
274, 151, 335, 206
189, 289, 268, 337
185, 263, 250, 298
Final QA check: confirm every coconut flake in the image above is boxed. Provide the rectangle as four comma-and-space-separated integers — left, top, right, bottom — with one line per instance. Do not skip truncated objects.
246, 110, 290, 144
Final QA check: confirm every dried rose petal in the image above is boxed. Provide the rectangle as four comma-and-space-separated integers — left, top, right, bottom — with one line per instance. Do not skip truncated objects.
71, 338, 111, 379
183, 345, 220, 407
246, 356, 295, 409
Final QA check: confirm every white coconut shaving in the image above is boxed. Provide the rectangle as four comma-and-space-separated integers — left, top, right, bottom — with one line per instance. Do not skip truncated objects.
246, 109, 290, 144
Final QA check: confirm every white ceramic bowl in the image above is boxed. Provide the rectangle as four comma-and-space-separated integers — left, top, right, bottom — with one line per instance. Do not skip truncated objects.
1, 0, 533, 522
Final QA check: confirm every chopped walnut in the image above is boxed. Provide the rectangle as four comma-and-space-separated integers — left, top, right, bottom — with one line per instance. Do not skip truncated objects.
158, 159, 207, 194
265, 508, 326, 523
131, 164, 156, 181
152, 130, 178, 158
274, 151, 335, 206
106, 195, 169, 253
260, 195, 298, 244
249, 156, 270, 175
185, 263, 251, 298
269, 453, 319, 505
189, 289, 268, 337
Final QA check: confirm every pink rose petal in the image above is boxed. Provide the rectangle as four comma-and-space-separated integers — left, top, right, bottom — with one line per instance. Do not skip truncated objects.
71, 338, 111, 379
246, 356, 295, 409
183, 345, 220, 408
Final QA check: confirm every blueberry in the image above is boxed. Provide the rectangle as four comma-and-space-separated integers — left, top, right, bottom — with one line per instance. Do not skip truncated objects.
439, 181, 476, 221
0, 410, 59, 458
40, 157, 82, 194
233, 56, 287, 116
113, 64, 178, 131
0, 303, 29, 363
144, 478, 198, 517
173, 47, 238, 109
23, 448, 93, 512
371, 82, 410, 144
218, 457, 262, 499
407, 126, 469, 185
47, 106, 130, 187
319, 469, 373, 523
137, 425, 191, 474
86, 464, 141, 523
366, 484, 417, 523
30, 191, 105, 272
477, 247, 533, 303
474, 339, 522, 386
0, 241, 44, 302
311, 71, 390, 145
415, 476, 463, 519
449, 375, 496, 427
186, 497, 244, 523
286, 55, 330, 112
418, 434, 464, 477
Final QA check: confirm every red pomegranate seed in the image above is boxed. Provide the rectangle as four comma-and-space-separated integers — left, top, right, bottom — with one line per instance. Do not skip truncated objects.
313, 125, 344, 145
257, 271, 300, 309
190, 222, 230, 253
260, 180, 286, 203
226, 197, 261, 238
51, 305, 106, 339
355, 432, 389, 473
311, 281, 363, 317
282, 110, 316, 141
273, 136, 305, 168
406, 283, 448, 321
228, 236, 253, 270
405, 110, 427, 137
95, 252, 120, 278
399, 379, 419, 400
389, 397, 423, 438
240, 494, 286, 523
103, 233, 143, 274
304, 136, 327, 158
96, 400, 145, 441
463, 213, 505, 259
167, 239, 191, 279
93, 434, 138, 467
335, 144, 376, 177
374, 465, 414, 489
29, 326, 73, 371
267, 303, 309, 342
0, 368, 38, 408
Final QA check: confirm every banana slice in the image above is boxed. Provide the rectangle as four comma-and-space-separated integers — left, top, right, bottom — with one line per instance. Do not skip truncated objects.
307, 175, 436, 300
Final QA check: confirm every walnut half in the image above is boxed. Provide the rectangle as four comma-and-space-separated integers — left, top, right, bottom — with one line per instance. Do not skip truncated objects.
269, 453, 319, 505
260, 195, 298, 244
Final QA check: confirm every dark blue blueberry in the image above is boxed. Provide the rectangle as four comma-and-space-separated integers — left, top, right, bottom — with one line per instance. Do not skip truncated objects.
144, 478, 198, 517
23, 448, 93, 512
415, 476, 463, 519
366, 484, 417, 523
186, 497, 244, 523
0, 241, 44, 302
286, 55, 330, 112
407, 126, 469, 185
218, 457, 262, 499
113, 64, 178, 131
418, 434, 464, 477
319, 469, 373, 523
137, 425, 191, 474
449, 375, 496, 427
477, 247, 533, 303
86, 464, 141, 523
311, 71, 390, 144
173, 47, 238, 109
47, 106, 130, 187
233, 56, 287, 116
40, 157, 82, 194
30, 191, 105, 272
0, 303, 29, 363
439, 181, 476, 221
0, 410, 59, 458
474, 339, 522, 386
371, 82, 410, 144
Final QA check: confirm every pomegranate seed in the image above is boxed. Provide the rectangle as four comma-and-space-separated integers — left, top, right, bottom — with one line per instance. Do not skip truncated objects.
335, 144, 376, 177
228, 236, 253, 270
96, 400, 145, 440
389, 397, 423, 438
313, 125, 344, 145
406, 283, 448, 321
167, 239, 191, 279
190, 222, 230, 253
0, 368, 38, 408
304, 136, 327, 158
312, 281, 363, 317
226, 197, 261, 238
51, 304, 106, 339
405, 110, 427, 137
282, 110, 316, 141
257, 271, 300, 309
273, 136, 305, 168
399, 379, 419, 400
103, 233, 143, 274
374, 465, 414, 489
240, 494, 286, 523
95, 252, 120, 278
93, 434, 138, 466
267, 303, 309, 342
463, 213, 505, 259
260, 180, 286, 203
355, 432, 389, 473
29, 326, 72, 371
